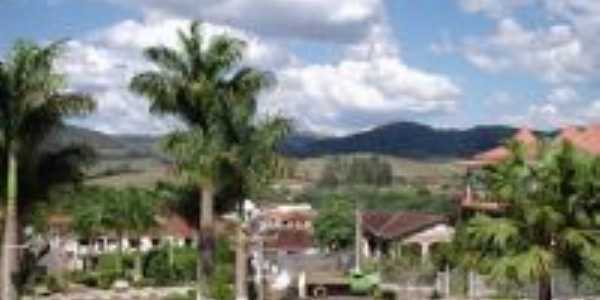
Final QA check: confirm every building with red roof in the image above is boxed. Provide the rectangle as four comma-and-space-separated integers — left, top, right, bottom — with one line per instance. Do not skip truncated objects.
360, 211, 453, 261
459, 124, 600, 215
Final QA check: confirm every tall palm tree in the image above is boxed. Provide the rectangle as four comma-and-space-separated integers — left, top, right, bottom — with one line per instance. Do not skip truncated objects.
457, 141, 600, 300
130, 21, 282, 299
0, 40, 95, 300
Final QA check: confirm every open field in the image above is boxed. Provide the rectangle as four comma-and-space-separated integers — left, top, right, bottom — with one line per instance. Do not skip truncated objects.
295, 154, 466, 185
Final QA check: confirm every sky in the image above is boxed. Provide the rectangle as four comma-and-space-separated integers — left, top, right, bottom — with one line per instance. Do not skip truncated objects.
2, 0, 600, 136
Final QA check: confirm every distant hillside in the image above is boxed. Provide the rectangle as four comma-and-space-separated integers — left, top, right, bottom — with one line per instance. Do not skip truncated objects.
43, 126, 164, 161
47, 121, 525, 164
282, 122, 520, 159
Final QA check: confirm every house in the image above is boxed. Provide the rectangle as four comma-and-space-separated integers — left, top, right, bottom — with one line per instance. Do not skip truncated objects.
256, 203, 316, 232
360, 211, 454, 262
41, 213, 197, 272
262, 229, 316, 255
459, 125, 600, 215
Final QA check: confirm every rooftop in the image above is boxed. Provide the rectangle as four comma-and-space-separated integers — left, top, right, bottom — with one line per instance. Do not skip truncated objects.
361, 211, 447, 240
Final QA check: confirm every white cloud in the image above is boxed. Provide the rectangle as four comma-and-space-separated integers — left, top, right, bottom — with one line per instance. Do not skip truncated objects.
261, 55, 461, 135
546, 86, 578, 104
462, 18, 592, 83
107, 0, 384, 44
57, 7, 461, 135
456, 1, 600, 84
496, 87, 600, 129
459, 0, 533, 18
59, 18, 296, 134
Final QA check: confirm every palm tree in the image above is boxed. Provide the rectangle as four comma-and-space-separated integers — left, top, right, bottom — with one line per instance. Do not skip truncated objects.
162, 127, 231, 297
130, 21, 282, 299
457, 141, 600, 300
0, 40, 95, 300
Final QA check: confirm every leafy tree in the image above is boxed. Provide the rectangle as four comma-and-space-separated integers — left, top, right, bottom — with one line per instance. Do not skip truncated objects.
120, 188, 157, 281
0, 40, 95, 299
130, 21, 289, 299
456, 141, 600, 300
314, 196, 355, 250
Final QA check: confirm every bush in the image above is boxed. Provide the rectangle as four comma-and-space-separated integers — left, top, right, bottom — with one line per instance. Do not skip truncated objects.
209, 265, 234, 300
45, 275, 67, 294
143, 246, 197, 285
69, 271, 99, 287
97, 270, 121, 289
97, 252, 134, 274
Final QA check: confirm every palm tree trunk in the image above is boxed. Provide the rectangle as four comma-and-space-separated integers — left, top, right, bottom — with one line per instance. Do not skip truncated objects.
1, 144, 18, 300
197, 184, 215, 300
235, 223, 247, 300
538, 274, 552, 300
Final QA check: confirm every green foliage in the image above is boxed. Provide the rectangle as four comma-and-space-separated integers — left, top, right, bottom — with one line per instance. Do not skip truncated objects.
299, 185, 454, 214
130, 21, 289, 298
45, 275, 67, 294
209, 238, 235, 300
455, 141, 600, 299
319, 155, 393, 187
143, 246, 197, 285
209, 264, 234, 300
97, 253, 134, 274
313, 196, 355, 250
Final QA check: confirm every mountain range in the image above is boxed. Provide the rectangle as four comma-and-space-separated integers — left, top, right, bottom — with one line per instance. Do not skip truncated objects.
51, 121, 522, 162
281, 122, 520, 159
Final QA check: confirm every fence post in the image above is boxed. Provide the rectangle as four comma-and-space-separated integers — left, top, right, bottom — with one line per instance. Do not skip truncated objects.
468, 270, 475, 299
445, 265, 450, 297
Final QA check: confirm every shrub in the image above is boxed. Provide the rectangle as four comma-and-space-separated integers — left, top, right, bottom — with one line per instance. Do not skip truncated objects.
97, 252, 134, 275
209, 265, 234, 300
98, 270, 121, 289
69, 271, 99, 287
143, 246, 197, 285
45, 275, 67, 294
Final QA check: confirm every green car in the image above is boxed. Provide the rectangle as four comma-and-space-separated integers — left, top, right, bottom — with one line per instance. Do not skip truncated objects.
349, 270, 380, 294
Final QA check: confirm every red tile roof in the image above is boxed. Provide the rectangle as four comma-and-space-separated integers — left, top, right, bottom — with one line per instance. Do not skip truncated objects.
361, 211, 447, 240
473, 128, 538, 163
557, 125, 600, 155
157, 214, 196, 238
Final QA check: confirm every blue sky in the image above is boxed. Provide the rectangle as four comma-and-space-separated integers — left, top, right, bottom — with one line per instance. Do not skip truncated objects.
2, 0, 599, 135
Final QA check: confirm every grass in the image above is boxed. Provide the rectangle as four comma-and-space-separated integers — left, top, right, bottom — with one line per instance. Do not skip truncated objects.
294, 154, 465, 187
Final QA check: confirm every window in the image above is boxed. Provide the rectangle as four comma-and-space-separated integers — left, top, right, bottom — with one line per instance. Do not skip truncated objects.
129, 238, 140, 248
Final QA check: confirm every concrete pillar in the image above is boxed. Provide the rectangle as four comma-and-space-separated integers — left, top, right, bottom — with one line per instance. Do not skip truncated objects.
420, 242, 430, 263
298, 272, 307, 299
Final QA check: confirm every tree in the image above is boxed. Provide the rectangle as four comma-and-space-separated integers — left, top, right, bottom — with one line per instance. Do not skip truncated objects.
119, 188, 157, 281
314, 196, 355, 251
0, 40, 95, 300
456, 141, 600, 300
130, 21, 287, 299
65, 188, 107, 271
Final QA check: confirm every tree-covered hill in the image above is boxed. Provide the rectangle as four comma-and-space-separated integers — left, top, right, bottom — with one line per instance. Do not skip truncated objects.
282, 121, 520, 159
48, 121, 525, 162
